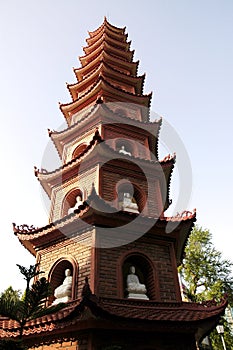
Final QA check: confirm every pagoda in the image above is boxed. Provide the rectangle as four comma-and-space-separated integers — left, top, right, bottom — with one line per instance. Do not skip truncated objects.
0, 18, 226, 350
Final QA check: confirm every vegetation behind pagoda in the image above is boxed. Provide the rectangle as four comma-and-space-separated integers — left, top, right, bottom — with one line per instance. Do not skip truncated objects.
0, 264, 65, 350
179, 225, 233, 349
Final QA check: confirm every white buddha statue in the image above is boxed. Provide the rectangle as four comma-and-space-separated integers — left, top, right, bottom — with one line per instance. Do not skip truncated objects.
68, 195, 83, 214
119, 145, 131, 156
53, 269, 73, 304
122, 192, 139, 213
126, 266, 149, 300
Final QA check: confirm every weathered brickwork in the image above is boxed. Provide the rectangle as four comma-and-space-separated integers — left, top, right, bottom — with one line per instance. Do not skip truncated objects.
64, 129, 97, 163
97, 230, 178, 302
50, 165, 99, 221
37, 230, 94, 299
101, 168, 162, 217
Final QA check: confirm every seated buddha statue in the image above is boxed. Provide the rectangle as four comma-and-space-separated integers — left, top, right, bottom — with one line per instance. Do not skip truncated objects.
68, 195, 83, 214
126, 266, 149, 300
121, 192, 139, 213
119, 145, 131, 156
53, 269, 73, 304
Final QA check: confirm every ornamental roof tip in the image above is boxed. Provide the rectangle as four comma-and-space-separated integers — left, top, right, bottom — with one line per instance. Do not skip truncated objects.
36, 129, 103, 176
81, 277, 93, 298
13, 223, 39, 234
160, 153, 176, 163
163, 209, 196, 222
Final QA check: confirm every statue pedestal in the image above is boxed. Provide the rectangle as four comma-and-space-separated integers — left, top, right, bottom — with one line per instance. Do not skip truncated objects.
128, 293, 149, 300
53, 295, 71, 305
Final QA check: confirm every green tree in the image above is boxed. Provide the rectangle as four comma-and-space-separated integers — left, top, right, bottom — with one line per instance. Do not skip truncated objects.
179, 225, 233, 349
0, 264, 64, 349
0, 287, 21, 304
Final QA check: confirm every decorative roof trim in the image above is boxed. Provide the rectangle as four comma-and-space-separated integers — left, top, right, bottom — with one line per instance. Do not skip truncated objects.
0, 292, 227, 345
68, 61, 145, 99
60, 76, 152, 123
74, 50, 138, 82
79, 41, 133, 67
83, 32, 131, 55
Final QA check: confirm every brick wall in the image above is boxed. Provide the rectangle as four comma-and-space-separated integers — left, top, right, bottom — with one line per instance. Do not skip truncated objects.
50, 165, 99, 222
100, 167, 163, 217
37, 229, 94, 300
96, 229, 179, 302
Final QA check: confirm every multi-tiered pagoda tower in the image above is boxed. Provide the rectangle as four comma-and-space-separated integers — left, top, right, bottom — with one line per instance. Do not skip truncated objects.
1, 18, 226, 350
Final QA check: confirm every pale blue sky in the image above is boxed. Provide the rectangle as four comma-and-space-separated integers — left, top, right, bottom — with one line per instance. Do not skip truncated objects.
0, 0, 232, 291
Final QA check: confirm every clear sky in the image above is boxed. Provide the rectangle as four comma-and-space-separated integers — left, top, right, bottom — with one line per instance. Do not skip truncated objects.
0, 0, 232, 292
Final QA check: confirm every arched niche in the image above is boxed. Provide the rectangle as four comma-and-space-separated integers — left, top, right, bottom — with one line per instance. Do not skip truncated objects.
48, 257, 78, 305
72, 143, 87, 160
62, 188, 83, 216
116, 181, 146, 214
115, 139, 133, 156
120, 253, 156, 300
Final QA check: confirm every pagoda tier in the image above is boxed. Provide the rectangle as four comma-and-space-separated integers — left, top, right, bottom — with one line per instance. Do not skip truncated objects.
73, 51, 138, 81
60, 18, 150, 126
13, 187, 196, 271
49, 103, 161, 161
79, 41, 134, 65
35, 130, 174, 221
60, 76, 151, 125
68, 61, 145, 100
83, 33, 132, 55
86, 17, 127, 45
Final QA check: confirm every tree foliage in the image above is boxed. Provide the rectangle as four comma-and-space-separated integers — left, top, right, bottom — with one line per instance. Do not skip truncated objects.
0, 264, 65, 349
179, 225, 233, 303
179, 225, 233, 349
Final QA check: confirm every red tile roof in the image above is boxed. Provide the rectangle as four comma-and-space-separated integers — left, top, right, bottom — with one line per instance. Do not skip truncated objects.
0, 295, 227, 344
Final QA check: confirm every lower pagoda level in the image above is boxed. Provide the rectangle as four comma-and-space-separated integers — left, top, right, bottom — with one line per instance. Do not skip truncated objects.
0, 18, 227, 350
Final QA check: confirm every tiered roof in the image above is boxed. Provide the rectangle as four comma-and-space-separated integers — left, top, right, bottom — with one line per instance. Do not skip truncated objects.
3, 18, 227, 347
59, 18, 151, 126
48, 103, 160, 160
0, 282, 227, 348
36, 129, 173, 203
13, 186, 196, 264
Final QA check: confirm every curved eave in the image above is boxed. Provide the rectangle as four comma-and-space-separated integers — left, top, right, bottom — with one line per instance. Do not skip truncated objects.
35, 130, 103, 197
13, 191, 196, 260
50, 103, 161, 159
160, 155, 176, 211
60, 77, 151, 125
87, 26, 128, 47
68, 61, 145, 100
0, 295, 227, 346
74, 51, 139, 82
88, 18, 126, 39
49, 104, 99, 159
13, 206, 91, 257
79, 42, 134, 67
83, 32, 130, 55
36, 138, 166, 198
161, 211, 196, 266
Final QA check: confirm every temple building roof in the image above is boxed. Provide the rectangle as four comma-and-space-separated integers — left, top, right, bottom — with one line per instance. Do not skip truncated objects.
0, 289, 227, 347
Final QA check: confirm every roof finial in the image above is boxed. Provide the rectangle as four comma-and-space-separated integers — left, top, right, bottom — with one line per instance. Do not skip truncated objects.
82, 276, 92, 298
96, 95, 103, 104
